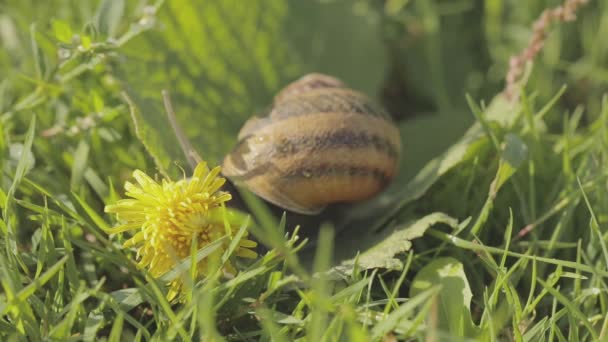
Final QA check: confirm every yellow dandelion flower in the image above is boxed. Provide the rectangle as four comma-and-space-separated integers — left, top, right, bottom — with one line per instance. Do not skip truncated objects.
104, 162, 257, 299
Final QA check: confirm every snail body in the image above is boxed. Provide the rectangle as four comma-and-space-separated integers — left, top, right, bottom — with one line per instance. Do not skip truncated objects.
222, 73, 401, 215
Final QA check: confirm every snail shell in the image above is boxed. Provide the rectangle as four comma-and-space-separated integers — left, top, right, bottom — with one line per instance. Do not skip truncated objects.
222, 73, 401, 215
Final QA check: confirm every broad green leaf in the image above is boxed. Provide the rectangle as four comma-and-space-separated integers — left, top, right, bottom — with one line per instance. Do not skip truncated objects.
119, 0, 388, 172
331, 212, 459, 275
286, 0, 386, 96
119, 0, 296, 169
410, 257, 479, 337
122, 90, 187, 178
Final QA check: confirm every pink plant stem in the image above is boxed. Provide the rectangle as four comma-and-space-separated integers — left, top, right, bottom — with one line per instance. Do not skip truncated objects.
504, 0, 590, 101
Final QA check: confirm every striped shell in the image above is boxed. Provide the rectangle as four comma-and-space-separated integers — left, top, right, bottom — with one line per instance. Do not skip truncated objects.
222, 73, 401, 215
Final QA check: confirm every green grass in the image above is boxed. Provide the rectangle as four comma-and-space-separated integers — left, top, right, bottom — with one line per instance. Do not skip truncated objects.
1, 0, 608, 340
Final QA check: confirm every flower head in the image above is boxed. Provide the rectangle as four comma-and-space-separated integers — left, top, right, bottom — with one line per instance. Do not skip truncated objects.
105, 162, 257, 298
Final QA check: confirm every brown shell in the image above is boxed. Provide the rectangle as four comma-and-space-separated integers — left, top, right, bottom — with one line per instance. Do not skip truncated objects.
222, 73, 401, 215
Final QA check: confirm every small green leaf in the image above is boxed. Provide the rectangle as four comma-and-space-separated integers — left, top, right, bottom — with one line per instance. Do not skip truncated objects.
110, 288, 143, 313
410, 257, 479, 337
49, 284, 88, 339
8, 143, 35, 174
70, 140, 90, 190
13, 256, 68, 305
107, 237, 227, 313
71, 192, 111, 231
30, 24, 46, 79
0, 187, 6, 209
501, 133, 528, 169
371, 286, 441, 339
4, 117, 36, 264
256, 307, 289, 342
159, 237, 226, 283
332, 213, 459, 275
52, 20, 73, 43
81, 34, 92, 50
385, 0, 411, 16
83, 312, 104, 342
537, 277, 599, 340
92, 90, 104, 113
491, 133, 528, 195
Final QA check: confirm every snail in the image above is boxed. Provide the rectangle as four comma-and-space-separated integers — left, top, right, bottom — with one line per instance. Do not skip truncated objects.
222, 73, 401, 215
